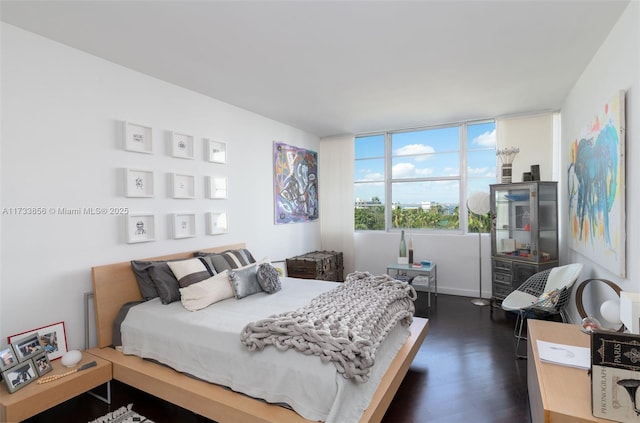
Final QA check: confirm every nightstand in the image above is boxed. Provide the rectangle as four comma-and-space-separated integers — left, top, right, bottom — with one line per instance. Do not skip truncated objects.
0, 351, 111, 422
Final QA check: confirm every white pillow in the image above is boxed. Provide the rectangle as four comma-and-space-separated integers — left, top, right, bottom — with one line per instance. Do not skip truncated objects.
167, 258, 213, 288
179, 270, 233, 311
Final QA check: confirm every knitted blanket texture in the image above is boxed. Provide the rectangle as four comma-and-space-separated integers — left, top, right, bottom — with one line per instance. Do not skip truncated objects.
240, 271, 416, 383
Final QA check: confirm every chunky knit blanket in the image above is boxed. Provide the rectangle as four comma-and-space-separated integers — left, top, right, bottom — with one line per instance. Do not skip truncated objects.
240, 271, 416, 383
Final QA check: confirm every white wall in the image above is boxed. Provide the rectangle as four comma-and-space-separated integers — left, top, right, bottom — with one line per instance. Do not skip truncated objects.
560, 1, 640, 321
0, 24, 321, 349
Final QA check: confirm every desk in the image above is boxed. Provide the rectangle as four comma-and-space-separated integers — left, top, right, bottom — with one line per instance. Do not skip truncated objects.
528, 320, 610, 423
386, 263, 437, 307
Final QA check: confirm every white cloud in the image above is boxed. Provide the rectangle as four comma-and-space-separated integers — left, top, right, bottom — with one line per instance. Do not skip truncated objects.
395, 144, 436, 157
392, 162, 415, 178
473, 129, 496, 147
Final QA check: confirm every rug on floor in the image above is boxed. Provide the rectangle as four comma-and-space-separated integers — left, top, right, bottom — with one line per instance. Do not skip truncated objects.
88, 404, 154, 423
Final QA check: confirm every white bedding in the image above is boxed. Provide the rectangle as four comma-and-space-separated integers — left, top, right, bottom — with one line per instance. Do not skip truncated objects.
121, 276, 410, 423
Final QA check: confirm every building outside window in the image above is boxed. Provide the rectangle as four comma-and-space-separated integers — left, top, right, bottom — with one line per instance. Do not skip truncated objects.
354, 120, 496, 232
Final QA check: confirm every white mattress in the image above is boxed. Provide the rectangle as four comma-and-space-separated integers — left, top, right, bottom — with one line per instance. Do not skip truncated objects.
121, 277, 410, 423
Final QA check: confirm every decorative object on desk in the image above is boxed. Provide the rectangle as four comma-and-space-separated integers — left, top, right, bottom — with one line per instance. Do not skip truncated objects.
467, 191, 490, 306
36, 361, 97, 384
88, 403, 154, 423
496, 147, 520, 183
398, 230, 408, 264
1, 358, 37, 393
590, 330, 640, 422
575, 278, 625, 332
61, 350, 82, 367
421, 260, 431, 267
530, 164, 540, 181
568, 90, 626, 278
620, 292, 640, 334
581, 316, 603, 333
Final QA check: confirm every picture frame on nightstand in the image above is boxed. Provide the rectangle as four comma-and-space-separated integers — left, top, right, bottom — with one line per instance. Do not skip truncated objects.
0, 345, 17, 372
11, 333, 44, 363
2, 359, 37, 393
8, 321, 68, 361
33, 352, 52, 377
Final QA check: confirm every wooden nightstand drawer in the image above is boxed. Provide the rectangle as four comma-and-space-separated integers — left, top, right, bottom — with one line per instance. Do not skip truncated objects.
0, 351, 112, 422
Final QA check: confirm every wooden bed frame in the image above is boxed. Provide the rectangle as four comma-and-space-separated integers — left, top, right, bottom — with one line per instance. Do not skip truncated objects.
87, 243, 429, 423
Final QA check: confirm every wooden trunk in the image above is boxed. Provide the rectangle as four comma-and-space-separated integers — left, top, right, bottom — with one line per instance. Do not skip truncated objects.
286, 251, 344, 282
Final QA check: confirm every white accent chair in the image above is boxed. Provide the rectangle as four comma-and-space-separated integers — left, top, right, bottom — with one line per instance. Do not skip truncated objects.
502, 263, 584, 358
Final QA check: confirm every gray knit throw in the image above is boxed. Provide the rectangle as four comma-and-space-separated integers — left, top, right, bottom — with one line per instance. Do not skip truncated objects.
240, 271, 416, 383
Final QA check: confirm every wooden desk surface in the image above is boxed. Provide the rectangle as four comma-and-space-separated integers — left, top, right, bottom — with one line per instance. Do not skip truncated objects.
527, 320, 611, 423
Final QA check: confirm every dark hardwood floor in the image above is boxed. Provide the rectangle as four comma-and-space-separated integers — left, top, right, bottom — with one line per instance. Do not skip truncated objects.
22, 293, 531, 423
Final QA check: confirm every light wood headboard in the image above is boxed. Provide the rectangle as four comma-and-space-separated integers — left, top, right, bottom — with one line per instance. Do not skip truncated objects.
91, 243, 246, 348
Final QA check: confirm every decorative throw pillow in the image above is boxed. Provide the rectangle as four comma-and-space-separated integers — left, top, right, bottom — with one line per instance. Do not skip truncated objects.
179, 270, 233, 311
228, 262, 263, 299
130, 260, 160, 300
148, 263, 182, 304
195, 249, 256, 273
167, 257, 215, 288
256, 263, 281, 294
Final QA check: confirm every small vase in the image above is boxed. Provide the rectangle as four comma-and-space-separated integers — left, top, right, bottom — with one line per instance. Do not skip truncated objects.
501, 164, 512, 183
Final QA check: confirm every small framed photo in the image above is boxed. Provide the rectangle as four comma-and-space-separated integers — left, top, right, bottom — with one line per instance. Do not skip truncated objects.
125, 168, 154, 198
0, 345, 18, 372
2, 359, 37, 393
9, 321, 68, 361
123, 121, 153, 154
204, 139, 226, 163
126, 213, 156, 243
33, 352, 52, 377
206, 211, 228, 235
205, 176, 227, 199
170, 131, 194, 159
170, 173, 196, 199
172, 213, 196, 239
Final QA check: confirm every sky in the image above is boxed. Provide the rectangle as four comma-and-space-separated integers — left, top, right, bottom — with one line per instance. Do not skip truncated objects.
355, 121, 497, 205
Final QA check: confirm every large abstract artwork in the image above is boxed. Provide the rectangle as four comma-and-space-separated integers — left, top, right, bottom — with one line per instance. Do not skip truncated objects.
568, 90, 626, 277
274, 142, 319, 224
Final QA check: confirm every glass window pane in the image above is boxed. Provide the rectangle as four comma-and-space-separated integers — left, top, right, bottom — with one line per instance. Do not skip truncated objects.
467, 150, 497, 178
392, 152, 459, 179
355, 158, 384, 182
391, 181, 460, 230
355, 134, 384, 159
467, 122, 496, 150
355, 183, 385, 231
392, 126, 460, 156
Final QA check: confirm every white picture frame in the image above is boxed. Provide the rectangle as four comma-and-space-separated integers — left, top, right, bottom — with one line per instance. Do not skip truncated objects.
125, 213, 156, 243
170, 173, 196, 199
206, 211, 228, 235
172, 213, 196, 239
125, 168, 154, 198
205, 176, 227, 199
123, 121, 153, 154
204, 139, 226, 163
170, 131, 194, 159
8, 322, 68, 362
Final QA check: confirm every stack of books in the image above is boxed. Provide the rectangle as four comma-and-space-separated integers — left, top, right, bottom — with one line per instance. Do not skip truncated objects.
590, 331, 640, 422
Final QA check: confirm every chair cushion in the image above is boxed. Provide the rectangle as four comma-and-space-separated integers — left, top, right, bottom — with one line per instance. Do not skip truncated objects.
502, 290, 538, 311
543, 263, 583, 292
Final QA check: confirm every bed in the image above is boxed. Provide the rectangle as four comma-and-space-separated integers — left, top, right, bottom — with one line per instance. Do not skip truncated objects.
87, 243, 429, 423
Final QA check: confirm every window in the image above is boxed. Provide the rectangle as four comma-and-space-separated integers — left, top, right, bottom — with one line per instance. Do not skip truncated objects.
354, 121, 496, 232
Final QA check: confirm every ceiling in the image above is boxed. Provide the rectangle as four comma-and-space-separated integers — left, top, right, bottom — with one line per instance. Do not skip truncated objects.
0, 0, 630, 137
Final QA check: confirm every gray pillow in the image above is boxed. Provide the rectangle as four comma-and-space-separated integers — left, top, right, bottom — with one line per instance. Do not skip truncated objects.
256, 263, 281, 294
228, 264, 263, 299
148, 263, 181, 304
130, 260, 160, 300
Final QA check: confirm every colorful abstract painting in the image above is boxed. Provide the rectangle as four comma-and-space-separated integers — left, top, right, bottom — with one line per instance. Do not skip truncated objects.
568, 90, 626, 277
274, 142, 318, 224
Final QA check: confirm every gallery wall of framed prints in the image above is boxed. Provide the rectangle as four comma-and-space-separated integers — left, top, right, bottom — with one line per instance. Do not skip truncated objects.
119, 120, 228, 242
